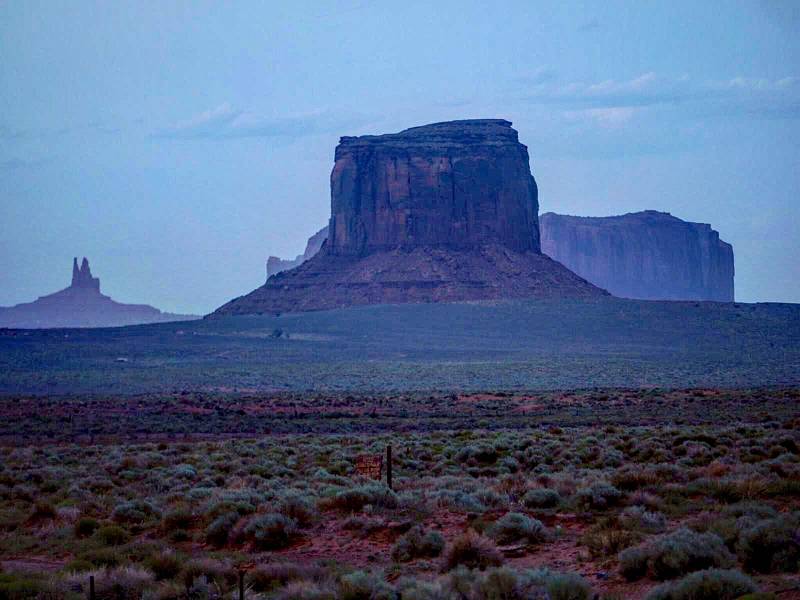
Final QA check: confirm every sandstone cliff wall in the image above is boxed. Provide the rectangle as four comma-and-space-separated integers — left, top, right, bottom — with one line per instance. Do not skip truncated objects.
539, 211, 734, 302
327, 119, 540, 256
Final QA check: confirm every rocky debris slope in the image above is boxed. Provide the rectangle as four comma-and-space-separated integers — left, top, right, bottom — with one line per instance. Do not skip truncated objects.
540, 211, 735, 301
214, 119, 604, 316
0, 258, 198, 328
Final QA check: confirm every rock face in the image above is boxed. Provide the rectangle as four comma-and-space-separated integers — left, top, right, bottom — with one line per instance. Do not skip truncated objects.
0, 258, 198, 328
328, 119, 540, 256
71, 257, 100, 291
214, 120, 603, 316
539, 211, 735, 301
266, 226, 328, 278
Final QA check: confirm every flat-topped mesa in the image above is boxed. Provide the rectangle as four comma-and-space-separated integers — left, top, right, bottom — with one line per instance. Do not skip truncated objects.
71, 257, 100, 292
540, 211, 735, 302
327, 119, 540, 257
212, 119, 604, 317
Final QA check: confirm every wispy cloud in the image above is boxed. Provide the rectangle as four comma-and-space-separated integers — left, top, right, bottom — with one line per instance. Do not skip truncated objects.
517, 73, 800, 118
0, 156, 52, 170
0, 121, 128, 141
516, 67, 558, 86
153, 104, 372, 140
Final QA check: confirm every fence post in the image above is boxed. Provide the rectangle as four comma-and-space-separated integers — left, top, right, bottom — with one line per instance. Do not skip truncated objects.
89, 575, 95, 600
386, 445, 392, 490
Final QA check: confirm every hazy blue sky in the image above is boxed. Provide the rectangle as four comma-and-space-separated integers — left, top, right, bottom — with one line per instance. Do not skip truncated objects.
1, 1, 798, 313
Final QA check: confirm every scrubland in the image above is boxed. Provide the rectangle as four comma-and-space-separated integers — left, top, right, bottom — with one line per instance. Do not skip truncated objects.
0, 388, 798, 599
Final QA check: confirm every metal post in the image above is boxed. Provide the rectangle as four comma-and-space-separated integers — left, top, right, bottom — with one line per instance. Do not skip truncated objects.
386, 445, 392, 490
89, 575, 95, 600
239, 570, 245, 600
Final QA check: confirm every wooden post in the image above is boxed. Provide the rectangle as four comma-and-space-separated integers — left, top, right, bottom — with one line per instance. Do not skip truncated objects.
386, 445, 393, 490
239, 570, 245, 600
89, 575, 95, 600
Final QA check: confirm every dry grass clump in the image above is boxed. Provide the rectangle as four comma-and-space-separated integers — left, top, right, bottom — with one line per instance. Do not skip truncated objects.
442, 530, 504, 571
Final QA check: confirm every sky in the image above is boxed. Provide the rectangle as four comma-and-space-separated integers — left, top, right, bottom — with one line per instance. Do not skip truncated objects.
1, 0, 799, 314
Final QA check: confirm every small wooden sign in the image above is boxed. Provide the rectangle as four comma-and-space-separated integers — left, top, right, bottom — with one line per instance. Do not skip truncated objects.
354, 453, 383, 480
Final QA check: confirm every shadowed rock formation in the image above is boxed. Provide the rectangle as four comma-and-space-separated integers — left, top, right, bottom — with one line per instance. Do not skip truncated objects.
214, 119, 603, 316
0, 258, 198, 329
539, 211, 735, 301
71, 257, 100, 291
266, 226, 328, 278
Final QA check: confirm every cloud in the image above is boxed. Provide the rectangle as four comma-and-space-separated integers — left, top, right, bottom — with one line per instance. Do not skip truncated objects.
517, 67, 558, 86
0, 156, 51, 170
0, 121, 129, 141
514, 73, 800, 123
153, 104, 372, 140
562, 106, 637, 129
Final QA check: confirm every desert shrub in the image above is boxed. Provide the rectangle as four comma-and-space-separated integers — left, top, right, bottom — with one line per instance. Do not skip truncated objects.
182, 557, 236, 589
111, 499, 160, 524
146, 552, 182, 581
723, 502, 777, 521
338, 571, 395, 600
645, 568, 758, 600
342, 515, 384, 536
522, 488, 561, 509
65, 566, 154, 599
528, 569, 593, 600
168, 529, 190, 542
619, 545, 651, 581
391, 525, 445, 562
443, 529, 504, 571
64, 558, 94, 572
249, 562, 321, 592
432, 490, 486, 513
0, 573, 48, 598
205, 511, 239, 547
619, 528, 734, 581
278, 492, 318, 528
329, 485, 398, 512
79, 548, 124, 568
737, 514, 800, 573
447, 566, 592, 600
455, 444, 499, 465
74, 516, 100, 538
275, 580, 337, 600
575, 483, 622, 510
28, 501, 56, 521
488, 512, 548, 545
94, 524, 130, 546
582, 519, 643, 560
244, 513, 299, 550
174, 463, 197, 479
619, 506, 667, 533
162, 506, 193, 531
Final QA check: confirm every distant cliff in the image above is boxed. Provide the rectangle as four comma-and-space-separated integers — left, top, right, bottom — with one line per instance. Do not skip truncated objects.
270, 211, 735, 302
539, 211, 734, 302
0, 258, 199, 329
266, 226, 328, 278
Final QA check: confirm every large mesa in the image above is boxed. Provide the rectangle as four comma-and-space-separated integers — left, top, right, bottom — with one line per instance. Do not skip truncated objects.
214, 119, 604, 316
327, 119, 540, 256
539, 211, 735, 302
